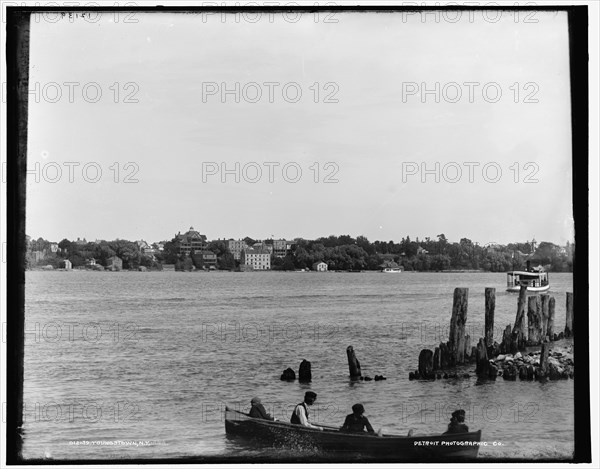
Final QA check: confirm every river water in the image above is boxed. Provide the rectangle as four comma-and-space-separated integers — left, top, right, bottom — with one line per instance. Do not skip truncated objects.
22, 271, 574, 461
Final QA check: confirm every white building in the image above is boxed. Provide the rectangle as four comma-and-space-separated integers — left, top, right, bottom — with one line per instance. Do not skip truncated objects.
241, 248, 271, 270
313, 261, 328, 272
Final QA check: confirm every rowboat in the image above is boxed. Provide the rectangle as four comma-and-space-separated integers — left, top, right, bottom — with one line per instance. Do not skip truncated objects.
224, 407, 482, 461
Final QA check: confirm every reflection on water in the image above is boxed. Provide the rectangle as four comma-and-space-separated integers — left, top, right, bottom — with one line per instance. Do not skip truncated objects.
23, 271, 574, 460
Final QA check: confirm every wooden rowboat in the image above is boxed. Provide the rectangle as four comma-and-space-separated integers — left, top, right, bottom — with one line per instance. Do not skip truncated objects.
224, 407, 482, 461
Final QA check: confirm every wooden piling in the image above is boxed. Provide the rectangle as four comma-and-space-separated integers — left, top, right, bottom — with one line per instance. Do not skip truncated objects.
433, 347, 440, 370
540, 294, 549, 341
439, 342, 450, 369
280, 368, 296, 381
299, 359, 312, 383
540, 342, 549, 375
500, 325, 512, 354
475, 338, 489, 377
464, 334, 471, 361
418, 349, 434, 379
448, 288, 468, 365
485, 288, 495, 347
547, 297, 556, 340
510, 329, 520, 354
527, 296, 542, 345
346, 346, 361, 379
565, 292, 573, 337
513, 285, 528, 349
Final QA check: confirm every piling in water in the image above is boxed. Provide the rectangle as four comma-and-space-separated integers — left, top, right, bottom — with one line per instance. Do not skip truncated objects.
464, 334, 472, 362
500, 325, 512, 354
280, 368, 296, 381
527, 296, 542, 345
346, 346, 361, 380
540, 294, 550, 341
513, 285, 528, 349
418, 349, 434, 379
439, 342, 450, 369
475, 338, 489, 377
547, 297, 556, 340
565, 292, 573, 337
485, 288, 495, 347
539, 342, 549, 376
299, 359, 312, 383
433, 347, 440, 370
448, 288, 468, 365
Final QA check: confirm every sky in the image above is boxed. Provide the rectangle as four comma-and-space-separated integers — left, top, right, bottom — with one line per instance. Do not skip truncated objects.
25, 9, 575, 246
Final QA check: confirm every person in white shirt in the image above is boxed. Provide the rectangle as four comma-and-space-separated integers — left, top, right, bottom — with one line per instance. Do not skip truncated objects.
290, 391, 323, 431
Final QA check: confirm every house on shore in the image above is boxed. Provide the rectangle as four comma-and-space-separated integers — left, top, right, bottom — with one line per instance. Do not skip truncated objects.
313, 261, 328, 272
177, 227, 208, 255
241, 247, 271, 270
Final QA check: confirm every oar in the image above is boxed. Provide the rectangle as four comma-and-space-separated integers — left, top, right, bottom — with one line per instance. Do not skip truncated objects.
317, 423, 342, 431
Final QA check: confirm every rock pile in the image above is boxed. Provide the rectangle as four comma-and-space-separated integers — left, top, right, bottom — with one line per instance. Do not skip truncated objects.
492, 345, 574, 381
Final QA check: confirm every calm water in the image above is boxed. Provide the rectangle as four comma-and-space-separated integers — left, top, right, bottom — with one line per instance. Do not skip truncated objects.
23, 271, 574, 461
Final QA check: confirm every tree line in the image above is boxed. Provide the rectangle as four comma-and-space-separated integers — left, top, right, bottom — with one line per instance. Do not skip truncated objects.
26, 233, 573, 273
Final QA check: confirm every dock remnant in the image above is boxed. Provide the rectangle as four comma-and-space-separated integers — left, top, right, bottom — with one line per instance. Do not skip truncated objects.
540, 294, 550, 341
527, 296, 542, 345
475, 338, 489, 377
565, 292, 573, 337
280, 367, 296, 381
418, 349, 434, 379
547, 297, 556, 340
433, 347, 441, 370
500, 325, 512, 354
513, 285, 528, 349
464, 334, 472, 362
439, 342, 450, 368
485, 288, 495, 347
299, 359, 312, 383
346, 346, 362, 380
448, 288, 468, 365
409, 288, 574, 383
539, 342, 549, 376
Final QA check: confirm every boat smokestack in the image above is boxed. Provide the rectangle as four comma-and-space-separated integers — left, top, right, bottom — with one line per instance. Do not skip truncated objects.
526, 260, 531, 272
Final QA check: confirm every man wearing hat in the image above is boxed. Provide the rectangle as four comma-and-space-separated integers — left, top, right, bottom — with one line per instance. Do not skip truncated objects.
290, 391, 323, 431
444, 409, 469, 434
249, 397, 276, 421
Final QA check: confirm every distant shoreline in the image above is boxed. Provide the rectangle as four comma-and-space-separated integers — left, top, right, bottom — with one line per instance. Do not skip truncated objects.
27, 268, 566, 274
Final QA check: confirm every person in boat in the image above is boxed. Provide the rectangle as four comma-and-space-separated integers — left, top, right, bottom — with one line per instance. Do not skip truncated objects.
249, 397, 276, 421
444, 409, 469, 434
290, 391, 323, 431
341, 403, 375, 434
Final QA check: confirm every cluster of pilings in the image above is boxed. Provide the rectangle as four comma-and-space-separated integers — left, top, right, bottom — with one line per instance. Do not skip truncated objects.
411, 286, 574, 381
280, 350, 387, 383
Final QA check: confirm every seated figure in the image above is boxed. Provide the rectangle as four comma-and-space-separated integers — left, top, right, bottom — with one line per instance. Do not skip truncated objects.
341, 403, 375, 434
444, 409, 469, 434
